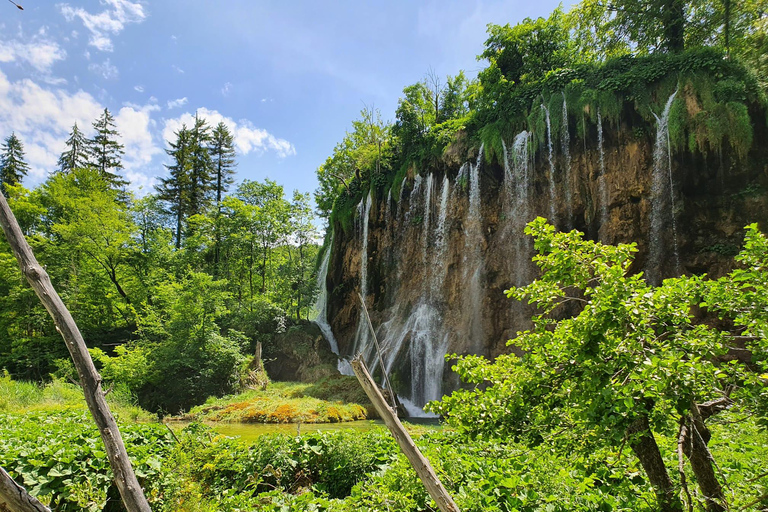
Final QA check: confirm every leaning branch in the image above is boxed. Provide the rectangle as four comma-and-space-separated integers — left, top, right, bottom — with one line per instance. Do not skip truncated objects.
0, 194, 151, 512
0, 466, 51, 512
351, 356, 460, 512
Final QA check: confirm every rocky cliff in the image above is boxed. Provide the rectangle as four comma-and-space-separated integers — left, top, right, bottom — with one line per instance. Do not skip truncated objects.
319, 89, 768, 414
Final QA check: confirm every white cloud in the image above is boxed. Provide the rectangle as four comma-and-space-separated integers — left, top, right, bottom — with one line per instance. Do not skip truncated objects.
163, 107, 296, 158
166, 97, 188, 109
115, 103, 162, 173
59, 0, 147, 52
171, 64, 184, 74
88, 58, 119, 80
0, 68, 103, 181
134, 85, 144, 93
221, 82, 232, 96
0, 36, 66, 73
0, 69, 163, 191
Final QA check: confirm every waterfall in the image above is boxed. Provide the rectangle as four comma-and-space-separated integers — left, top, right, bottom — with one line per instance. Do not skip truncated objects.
465, 144, 486, 349
597, 108, 609, 233
647, 90, 680, 284
351, 191, 374, 366
561, 92, 573, 228
422, 173, 434, 265
542, 103, 557, 226
311, 234, 340, 356
396, 176, 406, 222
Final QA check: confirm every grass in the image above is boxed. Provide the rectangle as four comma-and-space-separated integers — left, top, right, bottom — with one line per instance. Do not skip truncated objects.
0, 371, 156, 422
180, 376, 372, 424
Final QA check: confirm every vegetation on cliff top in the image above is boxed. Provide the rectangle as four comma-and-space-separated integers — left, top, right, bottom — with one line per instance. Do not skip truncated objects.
317, 0, 768, 233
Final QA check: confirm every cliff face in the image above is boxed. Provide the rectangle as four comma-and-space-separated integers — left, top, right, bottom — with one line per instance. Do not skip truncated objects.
323, 94, 768, 413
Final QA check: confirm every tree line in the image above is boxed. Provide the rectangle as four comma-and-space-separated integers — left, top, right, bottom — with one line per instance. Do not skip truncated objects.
315, 0, 767, 221
0, 110, 320, 413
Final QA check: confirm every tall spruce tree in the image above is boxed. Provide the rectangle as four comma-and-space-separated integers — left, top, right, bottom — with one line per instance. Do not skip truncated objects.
88, 108, 128, 190
210, 121, 237, 211
57, 122, 91, 173
188, 112, 214, 216
0, 133, 30, 197
156, 125, 192, 249
209, 121, 237, 274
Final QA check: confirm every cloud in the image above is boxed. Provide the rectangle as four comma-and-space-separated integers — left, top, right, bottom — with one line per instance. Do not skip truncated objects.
114, 103, 162, 173
221, 82, 232, 96
59, 0, 147, 52
0, 69, 163, 192
0, 68, 103, 181
171, 64, 184, 74
163, 107, 296, 158
88, 58, 119, 80
0, 36, 66, 73
134, 85, 144, 93
166, 97, 188, 109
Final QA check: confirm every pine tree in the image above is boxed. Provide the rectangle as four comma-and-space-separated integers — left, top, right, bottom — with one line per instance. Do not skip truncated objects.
188, 112, 214, 216
210, 121, 237, 211
58, 122, 91, 173
0, 133, 30, 197
209, 121, 237, 275
156, 125, 192, 249
88, 108, 127, 190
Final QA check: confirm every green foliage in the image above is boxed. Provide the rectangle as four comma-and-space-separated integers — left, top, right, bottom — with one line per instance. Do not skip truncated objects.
182, 380, 369, 424
427, 218, 768, 509
0, 410, 173, 511
0, 132, 30, 196
481, 8, 575, 86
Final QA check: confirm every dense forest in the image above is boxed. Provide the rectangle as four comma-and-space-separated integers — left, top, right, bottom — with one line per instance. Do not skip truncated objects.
1, 0, 768, 510
0, 109, 320, 413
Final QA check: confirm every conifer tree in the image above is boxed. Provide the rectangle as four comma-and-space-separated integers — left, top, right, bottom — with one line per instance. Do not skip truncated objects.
209, 121, 237, 274
210, 121, 237, 211
88, 108, 127, 190
0, 133, 30, 197
57, 122, 91, 173
156, 125, 192, 249
188, 112, 214, 216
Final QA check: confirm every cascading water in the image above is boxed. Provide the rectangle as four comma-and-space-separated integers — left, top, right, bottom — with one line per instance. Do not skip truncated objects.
542, 103, 557, 226
597, 108, 609, 233
647, 90, 681, 284
464, 144, 486, 349
422, 173, 434, 265
561, 92, 573, 228
368, 173, 454, 417
350, 191, 373, 369
311, 234, 340, 357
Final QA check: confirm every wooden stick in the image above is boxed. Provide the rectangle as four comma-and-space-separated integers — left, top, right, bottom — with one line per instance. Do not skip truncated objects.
351, 356, 460, 512
358, 293, 397, 410
0, 194, 152, 512
0, 466, 51, 512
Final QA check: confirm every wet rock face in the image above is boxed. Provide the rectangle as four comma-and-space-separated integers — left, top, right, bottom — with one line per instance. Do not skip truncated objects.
325, 108, 768, 409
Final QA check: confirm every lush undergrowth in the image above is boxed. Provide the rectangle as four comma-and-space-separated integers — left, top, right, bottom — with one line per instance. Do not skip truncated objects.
179, 377, 370, 424
2, 375, 765, 511
0, 371, 154, 422
2, 407, 765, 511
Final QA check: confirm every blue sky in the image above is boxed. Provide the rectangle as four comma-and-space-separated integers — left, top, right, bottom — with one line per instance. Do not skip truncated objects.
0, 0, 572, 202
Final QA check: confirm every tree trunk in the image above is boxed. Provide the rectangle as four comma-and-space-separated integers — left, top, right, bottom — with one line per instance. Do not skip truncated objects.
627, 415, 683, 511
680, 399, 730, 512
351, 357, 460, 512
664, 0, 686, 53
0, 466, 51, 512
0, 194, 152, 512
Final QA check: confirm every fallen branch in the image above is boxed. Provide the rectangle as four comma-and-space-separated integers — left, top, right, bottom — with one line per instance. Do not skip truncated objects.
351, 356, 460, 512
0, 466, 51, 512
0, 193, 151, 512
